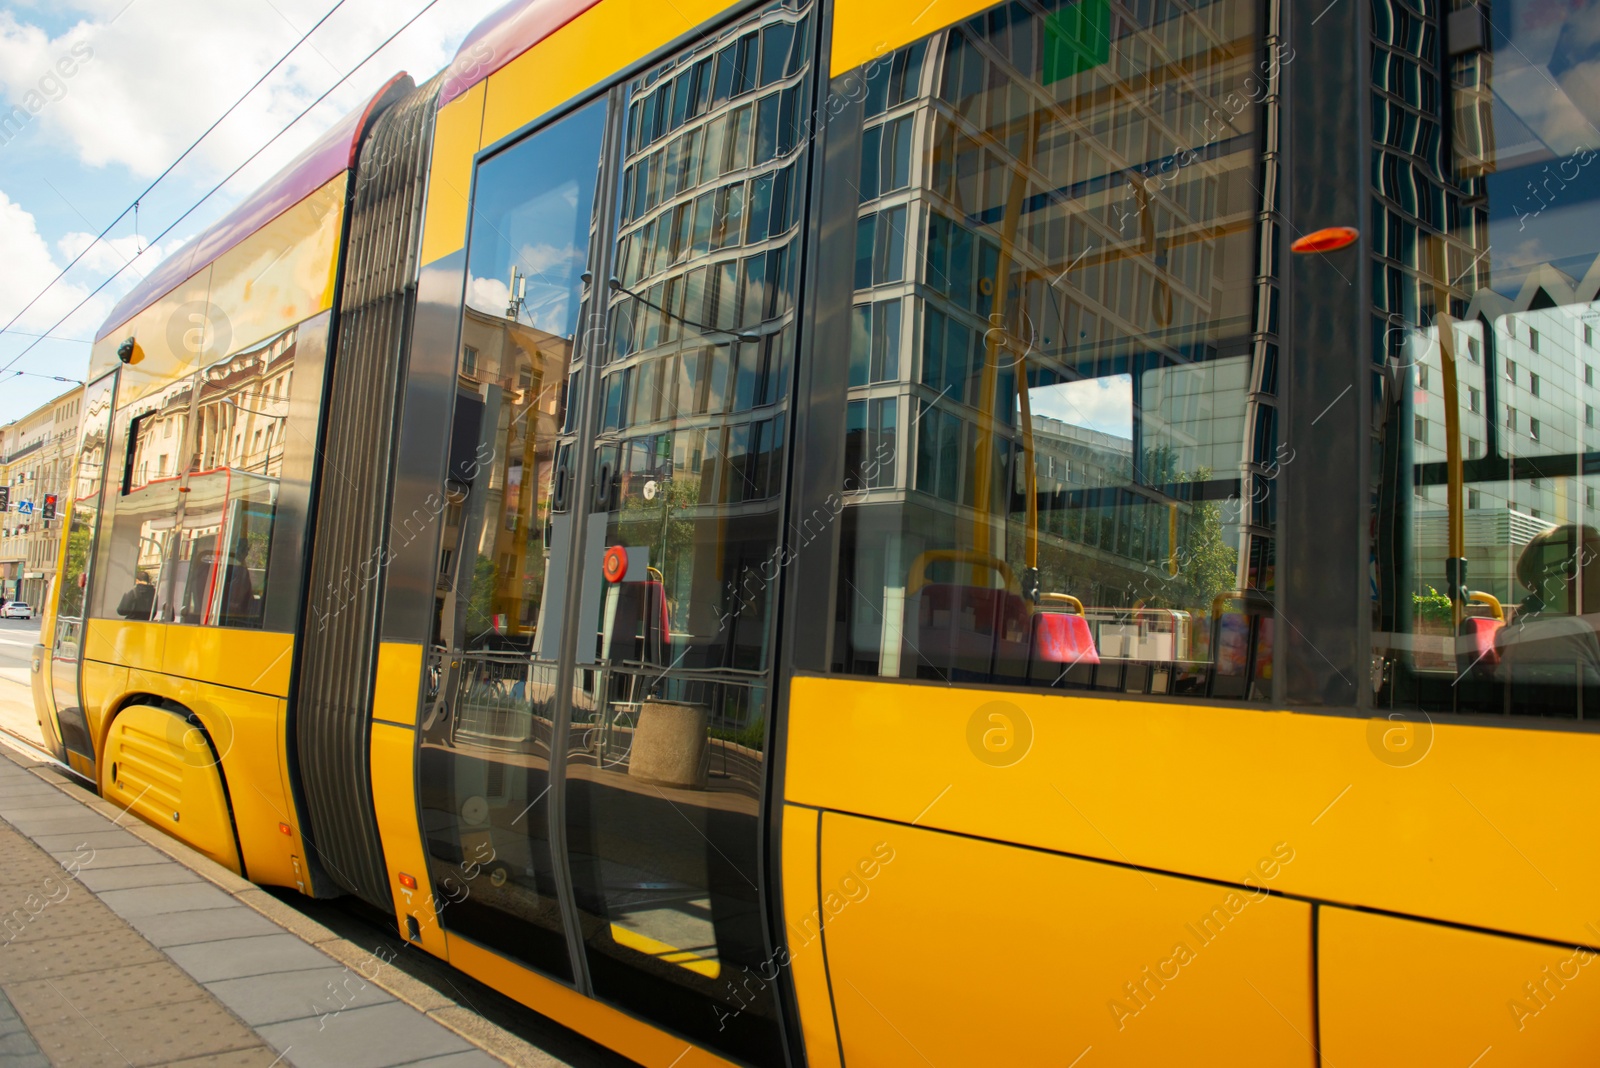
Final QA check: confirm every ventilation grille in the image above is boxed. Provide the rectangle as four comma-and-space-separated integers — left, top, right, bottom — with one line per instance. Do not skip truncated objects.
294, 75, 440, 907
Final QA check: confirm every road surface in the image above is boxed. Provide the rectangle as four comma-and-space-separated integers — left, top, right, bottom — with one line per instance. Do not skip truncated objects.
0, 617, 45, 750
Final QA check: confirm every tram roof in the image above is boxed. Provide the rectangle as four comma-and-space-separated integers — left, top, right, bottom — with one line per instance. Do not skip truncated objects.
439, 0, 601, 107
95, 73, 410, 343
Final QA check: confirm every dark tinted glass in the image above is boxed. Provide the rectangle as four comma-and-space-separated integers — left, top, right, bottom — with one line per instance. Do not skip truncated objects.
417, 97, 608, 982
561, 4, 811, 1065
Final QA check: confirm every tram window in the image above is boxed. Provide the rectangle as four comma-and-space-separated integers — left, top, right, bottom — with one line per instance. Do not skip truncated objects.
1373, 3, 1600, 721
93, 326, 305, 631
56, 378, 113, 624
828, 0, 1275, 700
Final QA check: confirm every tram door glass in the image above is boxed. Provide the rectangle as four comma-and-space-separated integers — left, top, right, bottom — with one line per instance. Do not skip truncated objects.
416, 100, 606, 981
50, 372, 116, 757
561, 4, 811, 1065
1376, 0, 1600, 721
829, 0, 1278, 700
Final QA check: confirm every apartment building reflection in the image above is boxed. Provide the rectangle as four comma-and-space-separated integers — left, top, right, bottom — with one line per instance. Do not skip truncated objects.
444, 306, 570, 642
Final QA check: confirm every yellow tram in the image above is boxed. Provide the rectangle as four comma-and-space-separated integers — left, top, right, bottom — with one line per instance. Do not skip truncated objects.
31, 0, 1600, 1063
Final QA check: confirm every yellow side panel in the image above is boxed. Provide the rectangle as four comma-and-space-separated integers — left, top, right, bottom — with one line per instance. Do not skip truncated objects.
445, 937, 742, 1068
779, 805, 841, 1068
82, 619, 164, 685
79, 659, 129, 757
162, 627, 294, 698
819, 812, 1314, 1067
371, 722, 445, 955
1321, 907, 1600, 1066
115, 666, 299, 889
373, 642, 423, 727
479, 0, 742, 147
418, 81, 485, 267
784, 676, 1600, 947
831, 0, 997, 76
206, 175, 346, 356
101, 704, 242, 873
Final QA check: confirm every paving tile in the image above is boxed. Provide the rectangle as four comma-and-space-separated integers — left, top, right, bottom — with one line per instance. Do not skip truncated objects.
0, 788, 70, 805
0, 1032, 50, 1066
0, 870, 77, 899
30, 829, 143, 854
166, 933, 335, 982
206, 965, 396, 1026
17, 991, 265, 1067
5, 961, 211, 1013
403, 1053, 503, 1067
236, 889, 340, 944
2, 812, 114, 836
75, 862, 201, 892
165, 1051, 296, 1067
0, 986, 46, 1067
127, 905, 282, 948
0, 900, 128, 944
48, 843, 169, 869
95, 881, 235, 917
259, 1002, 471, 1068
0, 805, 105, 822
0, 930, 164, 983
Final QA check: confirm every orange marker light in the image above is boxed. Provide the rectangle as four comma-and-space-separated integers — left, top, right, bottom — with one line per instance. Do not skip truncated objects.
278, 822, 292, 836
602, 545, 628, 583
398, 872, 418, 890
1291, 226, 1360, 253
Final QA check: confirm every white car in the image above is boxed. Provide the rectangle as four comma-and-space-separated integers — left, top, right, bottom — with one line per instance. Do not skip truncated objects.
1, 602, 32, 620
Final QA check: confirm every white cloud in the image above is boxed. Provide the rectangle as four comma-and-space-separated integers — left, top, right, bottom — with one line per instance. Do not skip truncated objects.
468, 273, 512, 316
1031, 375, 1134, 439
57, 229, 182, 278
0, 188, 106, 335
0, 0, 503, 185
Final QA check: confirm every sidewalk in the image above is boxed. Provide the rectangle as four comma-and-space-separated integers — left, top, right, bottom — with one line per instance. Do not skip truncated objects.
0, 739, 572, 1068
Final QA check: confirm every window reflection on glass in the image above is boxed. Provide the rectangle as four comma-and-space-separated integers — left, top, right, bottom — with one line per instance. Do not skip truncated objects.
417, 97, 606, 984
832, 0, 1277, 701
1375, 0, 1600, 719
94, 378, 192, 624
562, 4, 810, 1065
93, 326, 302, 631
56, 377, 114, 626
52, 374, 115, 744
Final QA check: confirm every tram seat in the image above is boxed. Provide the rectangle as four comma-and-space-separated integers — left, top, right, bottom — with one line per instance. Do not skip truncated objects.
903, 584, 1031, 681
1030, 611, 1099, 665
1457, 591, 1505, 672
1458, 616, 1502, 670
1027, 609, 1099, 686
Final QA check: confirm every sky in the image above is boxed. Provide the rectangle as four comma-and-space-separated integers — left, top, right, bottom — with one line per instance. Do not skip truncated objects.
0, 0, 506, 425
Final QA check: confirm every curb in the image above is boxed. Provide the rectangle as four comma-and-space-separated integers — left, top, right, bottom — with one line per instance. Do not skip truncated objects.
0, 737, 565, 1068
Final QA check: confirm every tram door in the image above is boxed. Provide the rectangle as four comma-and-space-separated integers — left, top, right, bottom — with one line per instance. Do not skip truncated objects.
416, 101, 612, 985
43, 372, 117, 763
420, 7, 814, 1065
556, 6, 816, 1066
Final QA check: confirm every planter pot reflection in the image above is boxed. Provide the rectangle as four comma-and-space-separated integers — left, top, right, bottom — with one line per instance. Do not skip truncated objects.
627, 700, 709, 789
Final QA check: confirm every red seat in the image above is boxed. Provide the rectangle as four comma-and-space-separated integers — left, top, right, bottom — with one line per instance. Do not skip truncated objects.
903, 584, 1030, 680
1460, 616, 1502, 669
1031, 610, 1100, 666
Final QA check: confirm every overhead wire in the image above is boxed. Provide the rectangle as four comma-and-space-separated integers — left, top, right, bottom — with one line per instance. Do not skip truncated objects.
0, 0, 444, 377
0, 0, 353, 342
